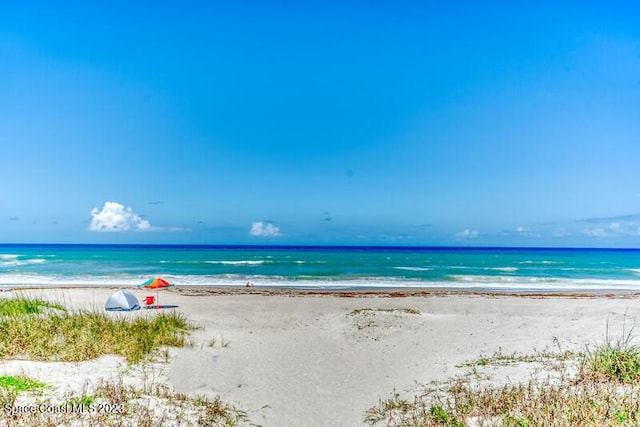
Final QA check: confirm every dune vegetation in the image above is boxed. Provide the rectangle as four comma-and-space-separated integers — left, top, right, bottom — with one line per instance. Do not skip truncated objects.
0, 298, 191, 363
366, 327, 640, 426
0, 296, 248, 426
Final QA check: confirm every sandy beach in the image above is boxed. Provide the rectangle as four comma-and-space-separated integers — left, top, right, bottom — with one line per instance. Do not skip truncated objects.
2, 287, 640, 426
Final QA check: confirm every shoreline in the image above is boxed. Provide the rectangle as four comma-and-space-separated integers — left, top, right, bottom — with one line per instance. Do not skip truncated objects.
5, 284, 640, 299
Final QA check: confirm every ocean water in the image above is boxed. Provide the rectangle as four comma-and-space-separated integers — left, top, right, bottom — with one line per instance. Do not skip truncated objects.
1, 244, 640, 292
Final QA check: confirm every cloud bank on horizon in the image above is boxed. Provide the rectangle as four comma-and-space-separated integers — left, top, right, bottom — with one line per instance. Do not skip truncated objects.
83, 201, 640, 245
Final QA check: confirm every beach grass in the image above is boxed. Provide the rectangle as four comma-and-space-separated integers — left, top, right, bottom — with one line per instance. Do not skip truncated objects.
0, 297, 192, 363
581, 342, 640, 384
0, 375, 47, 393
0, 298, 65, 316
195, 395, 248, 426
208, 337, 231, 349
580, 319, 640, 384
457, 347, 576, 370
0, 297, 248, 425
0, 374, 48, 411
365, 375, 640, 426
366, 331, 640, 426
1, 375, 248, 427
348, 308, 421, 316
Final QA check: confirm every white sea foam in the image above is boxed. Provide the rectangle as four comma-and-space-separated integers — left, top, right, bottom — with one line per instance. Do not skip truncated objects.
205, 260, 266, 266
448, 274, 640, 291
393, 267, 433, 271
450, 275, 555, 283
294, 260, 328, 264
0, 274, 125, 287
0, 258, 47, 267
520, 260, 564, 265
485, 267, 518, 272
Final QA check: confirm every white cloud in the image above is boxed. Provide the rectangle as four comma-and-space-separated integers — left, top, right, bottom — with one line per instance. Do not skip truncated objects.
508, 226, 542, 238
250, 221, 282, 237
89, 201, 151, 232
163, 226, 192, 232
573, 215, 640, 238
582, 227, 608, 237
456, 229, 479, 240
379, 234, 415, 242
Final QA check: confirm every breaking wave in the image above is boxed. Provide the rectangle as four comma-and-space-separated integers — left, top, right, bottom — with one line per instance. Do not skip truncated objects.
205, 260, 266, 266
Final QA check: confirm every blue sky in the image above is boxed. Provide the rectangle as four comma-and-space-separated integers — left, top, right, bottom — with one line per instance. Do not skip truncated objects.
1, 1, 639, 246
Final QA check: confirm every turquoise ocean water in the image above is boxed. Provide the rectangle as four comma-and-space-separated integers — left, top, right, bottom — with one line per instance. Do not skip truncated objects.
2, 244, 640, 292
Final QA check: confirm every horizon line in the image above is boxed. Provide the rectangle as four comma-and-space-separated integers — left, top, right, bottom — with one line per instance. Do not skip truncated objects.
1, 243, 640, 251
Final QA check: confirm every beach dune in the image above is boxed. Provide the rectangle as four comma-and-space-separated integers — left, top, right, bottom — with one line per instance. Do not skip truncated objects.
3, 288, 639, 426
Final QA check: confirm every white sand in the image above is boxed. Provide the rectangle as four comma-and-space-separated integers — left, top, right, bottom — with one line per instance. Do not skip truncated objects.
2, 287, 640, 426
